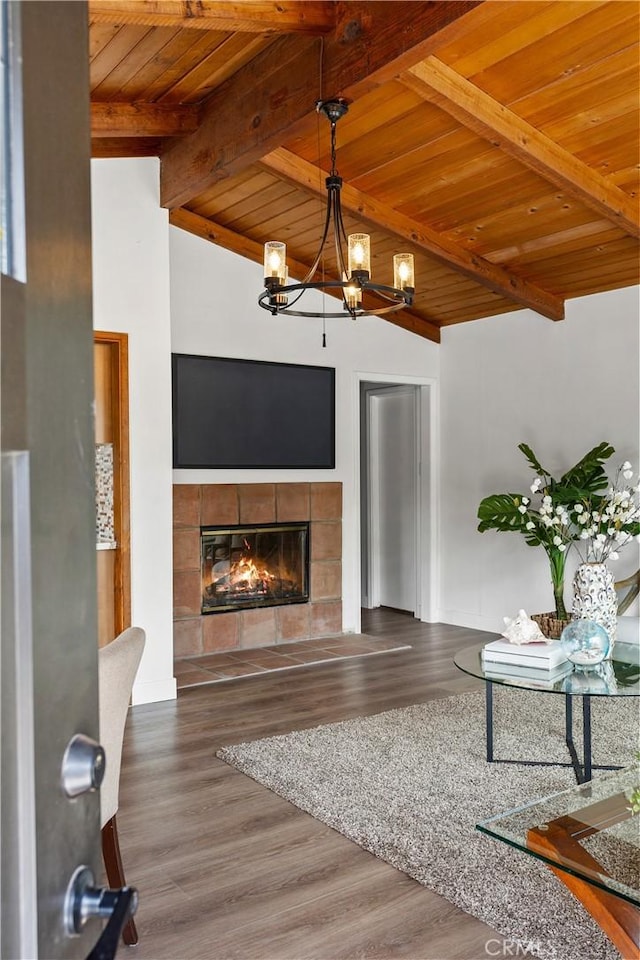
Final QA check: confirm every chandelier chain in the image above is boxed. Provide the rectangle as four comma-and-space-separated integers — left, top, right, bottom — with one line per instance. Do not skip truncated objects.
330, 120, 338, 178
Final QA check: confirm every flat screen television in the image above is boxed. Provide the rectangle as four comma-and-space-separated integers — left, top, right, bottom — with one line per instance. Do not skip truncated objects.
172, 354, 335, 469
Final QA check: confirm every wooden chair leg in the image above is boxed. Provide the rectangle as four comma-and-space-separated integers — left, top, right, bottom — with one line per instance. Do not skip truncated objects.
101, 815, 139, 946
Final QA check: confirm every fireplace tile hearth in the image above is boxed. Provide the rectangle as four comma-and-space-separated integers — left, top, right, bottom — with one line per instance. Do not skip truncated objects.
173, 618, 202, 658
309, 600, 342, 637
174, 633, 410, 689
276, 603, 310, 642
202, 611, 238, 652
239, 607, 277, 647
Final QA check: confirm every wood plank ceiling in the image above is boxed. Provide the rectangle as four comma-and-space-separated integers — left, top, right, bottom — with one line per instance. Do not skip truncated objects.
89, 1, 640, 343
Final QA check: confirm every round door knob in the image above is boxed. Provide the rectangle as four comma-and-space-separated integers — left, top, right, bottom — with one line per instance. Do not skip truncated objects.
61, 733, 106, 798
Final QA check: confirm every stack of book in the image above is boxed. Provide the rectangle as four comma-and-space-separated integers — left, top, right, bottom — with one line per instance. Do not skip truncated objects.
481, 638, 572, 688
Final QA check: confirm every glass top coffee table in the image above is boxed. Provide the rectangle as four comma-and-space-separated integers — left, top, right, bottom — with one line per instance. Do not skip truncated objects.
477, 765, 640, 956
454, 641, 640, 784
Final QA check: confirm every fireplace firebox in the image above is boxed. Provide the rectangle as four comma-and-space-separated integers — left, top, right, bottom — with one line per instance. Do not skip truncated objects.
201, 522, 309, 614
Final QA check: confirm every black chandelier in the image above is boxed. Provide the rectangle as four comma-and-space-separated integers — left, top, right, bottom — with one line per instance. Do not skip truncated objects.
258, 99, 415, 320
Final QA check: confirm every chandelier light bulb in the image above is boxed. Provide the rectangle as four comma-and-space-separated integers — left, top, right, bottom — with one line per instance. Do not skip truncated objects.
393, 253, 415, 292
348, 233, 370, 278
343, 272, 361, 312
264, 241, 287, 282
275, 267, 289, 306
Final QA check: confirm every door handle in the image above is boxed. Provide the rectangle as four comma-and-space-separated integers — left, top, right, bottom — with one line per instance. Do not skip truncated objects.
64, 866, 138, 958
85, 886, 137, 960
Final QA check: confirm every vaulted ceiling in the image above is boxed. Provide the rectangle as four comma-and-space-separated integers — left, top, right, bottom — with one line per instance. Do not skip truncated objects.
89, 1, 640, 343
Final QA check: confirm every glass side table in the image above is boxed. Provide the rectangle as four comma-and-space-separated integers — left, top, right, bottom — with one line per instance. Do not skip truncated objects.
477, 766, 640, 956
454, 641, 640, 783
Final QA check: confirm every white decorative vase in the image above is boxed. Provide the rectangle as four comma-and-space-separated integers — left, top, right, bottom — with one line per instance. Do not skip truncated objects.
571, 562, 617, 650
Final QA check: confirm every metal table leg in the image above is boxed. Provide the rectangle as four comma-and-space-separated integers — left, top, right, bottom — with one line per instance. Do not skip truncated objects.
486, 687, 616, 784
565, 693, 573, 744
564, 693, 582, 781
564, 693, 597, 784
583, 695, 592, 783
485, 681, 494, 762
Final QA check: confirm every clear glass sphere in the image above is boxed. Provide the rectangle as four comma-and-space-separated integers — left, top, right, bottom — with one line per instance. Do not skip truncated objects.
560, 618, 610, 670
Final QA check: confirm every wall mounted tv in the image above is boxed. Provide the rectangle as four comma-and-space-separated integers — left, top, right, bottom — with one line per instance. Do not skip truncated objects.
172, 354, 335, 469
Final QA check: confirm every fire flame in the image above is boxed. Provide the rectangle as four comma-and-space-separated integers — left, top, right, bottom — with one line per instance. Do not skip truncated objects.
227, 555, 276, 588
211, 539, 277, 595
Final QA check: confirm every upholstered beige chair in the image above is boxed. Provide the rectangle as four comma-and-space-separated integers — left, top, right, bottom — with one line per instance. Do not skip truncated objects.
99, 627, 145, 946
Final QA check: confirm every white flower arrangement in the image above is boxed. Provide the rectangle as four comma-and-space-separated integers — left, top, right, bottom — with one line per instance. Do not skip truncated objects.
477, 442, 615, 620
568, 461, 640, 563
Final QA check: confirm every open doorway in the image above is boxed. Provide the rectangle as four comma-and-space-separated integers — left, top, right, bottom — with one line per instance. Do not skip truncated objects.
359, 375, 437, 626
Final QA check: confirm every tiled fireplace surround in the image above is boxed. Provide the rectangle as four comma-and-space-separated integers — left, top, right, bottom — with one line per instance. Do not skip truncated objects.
173, 483, 342, 658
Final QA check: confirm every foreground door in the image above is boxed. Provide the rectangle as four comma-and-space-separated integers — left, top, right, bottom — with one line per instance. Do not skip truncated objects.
1, 2, 103, 957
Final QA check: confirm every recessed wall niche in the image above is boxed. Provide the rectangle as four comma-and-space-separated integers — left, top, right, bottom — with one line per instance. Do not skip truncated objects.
95, 442, 116, 548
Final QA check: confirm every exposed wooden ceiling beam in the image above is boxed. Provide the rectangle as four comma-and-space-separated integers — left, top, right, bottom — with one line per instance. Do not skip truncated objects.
160, 1, 482, 208
168, 207, 441, 342
92, 138, 165, 158
168, 207, 313, 281
91, 102, 200, 138
88, 1, 336, 34
260, 148, 565, 321
401, 57, 640, 240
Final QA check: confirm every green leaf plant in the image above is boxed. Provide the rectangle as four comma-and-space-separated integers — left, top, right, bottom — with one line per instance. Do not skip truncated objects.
477, 443, 615, 620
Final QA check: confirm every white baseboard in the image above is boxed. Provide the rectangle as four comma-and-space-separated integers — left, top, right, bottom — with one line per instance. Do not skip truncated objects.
442, 612, 640, 646
439, 610, 502, 634
132, 676, 177, 705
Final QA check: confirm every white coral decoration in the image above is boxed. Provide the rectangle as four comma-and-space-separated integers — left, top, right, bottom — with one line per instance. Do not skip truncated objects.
501, 609, 547, 645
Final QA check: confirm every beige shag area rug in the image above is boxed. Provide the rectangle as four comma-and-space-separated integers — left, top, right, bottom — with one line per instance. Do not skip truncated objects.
218, 688, 640, 960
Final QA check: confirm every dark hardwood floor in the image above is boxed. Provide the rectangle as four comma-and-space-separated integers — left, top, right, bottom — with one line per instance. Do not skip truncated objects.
118, 610, 499, 959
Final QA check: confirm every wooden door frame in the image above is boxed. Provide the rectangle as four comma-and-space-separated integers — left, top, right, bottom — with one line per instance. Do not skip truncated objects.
94, 331, 131, 635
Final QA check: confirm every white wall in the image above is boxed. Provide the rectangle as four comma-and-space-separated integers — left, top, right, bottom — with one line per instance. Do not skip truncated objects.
440, 287, 640, 632
90, 158, 639, 702
169, 226, 440, 631
91, 159, 176, 704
